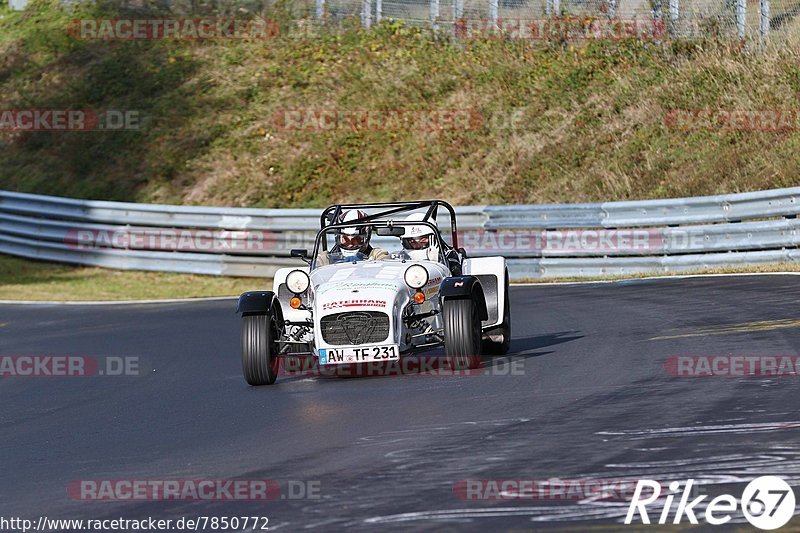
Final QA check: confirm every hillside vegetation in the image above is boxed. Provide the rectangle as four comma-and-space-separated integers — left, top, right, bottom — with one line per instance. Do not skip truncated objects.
1, 0, 800, 207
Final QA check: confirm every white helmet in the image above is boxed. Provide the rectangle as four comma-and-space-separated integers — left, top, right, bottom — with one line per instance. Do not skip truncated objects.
402, 213, 439, 261
336, 209, 371, 253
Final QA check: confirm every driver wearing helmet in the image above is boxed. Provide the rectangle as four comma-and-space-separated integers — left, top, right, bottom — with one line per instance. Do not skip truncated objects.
316, 209, 389, 266
401, 213, 441, 262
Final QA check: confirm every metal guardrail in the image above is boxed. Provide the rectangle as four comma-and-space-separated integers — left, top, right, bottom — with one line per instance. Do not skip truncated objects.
1, 188, 800, 279
484, 188, 800, 229
0, 232, 299, 277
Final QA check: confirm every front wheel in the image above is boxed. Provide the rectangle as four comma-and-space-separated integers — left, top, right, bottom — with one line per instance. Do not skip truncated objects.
443, 297, 482, 370
241, 312, 280, 386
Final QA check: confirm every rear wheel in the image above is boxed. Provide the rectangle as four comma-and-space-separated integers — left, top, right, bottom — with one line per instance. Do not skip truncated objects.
241, 310, 280, 386
484, 277, 511, 355
443, 297, 482, 370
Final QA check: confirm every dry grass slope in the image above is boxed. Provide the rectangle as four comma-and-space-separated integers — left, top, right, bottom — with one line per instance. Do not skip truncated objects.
1, 0, 799, 209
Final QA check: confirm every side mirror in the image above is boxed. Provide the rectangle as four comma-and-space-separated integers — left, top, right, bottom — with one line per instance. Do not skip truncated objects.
376, 226, 406, 237
291, 249, 311, 264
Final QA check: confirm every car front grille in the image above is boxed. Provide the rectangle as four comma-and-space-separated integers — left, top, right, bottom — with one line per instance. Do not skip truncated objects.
320, 312, 390, 346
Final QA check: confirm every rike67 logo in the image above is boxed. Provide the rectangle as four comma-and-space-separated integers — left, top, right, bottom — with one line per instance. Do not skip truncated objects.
625, 476, 796, 530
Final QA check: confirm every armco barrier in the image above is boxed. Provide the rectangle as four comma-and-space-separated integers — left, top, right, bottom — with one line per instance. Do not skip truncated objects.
483, 188, 800, 229
1, 188, 800, 279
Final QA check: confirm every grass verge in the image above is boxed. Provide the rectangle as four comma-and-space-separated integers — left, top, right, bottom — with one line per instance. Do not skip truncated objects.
0, 254, 267, 301
2, 254, 799, 301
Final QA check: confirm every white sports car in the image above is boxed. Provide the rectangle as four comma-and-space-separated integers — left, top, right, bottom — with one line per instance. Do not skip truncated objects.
236, 201, 511, 385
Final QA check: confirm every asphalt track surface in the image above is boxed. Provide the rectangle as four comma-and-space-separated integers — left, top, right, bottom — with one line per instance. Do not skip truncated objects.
1, 275, 800, 531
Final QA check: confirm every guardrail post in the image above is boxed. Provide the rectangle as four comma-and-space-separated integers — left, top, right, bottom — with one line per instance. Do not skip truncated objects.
315, 0, 325, 19
759, 0, 769, 41
669, 0, 679, 35
362, 0, 372, 28
607, 0, 617, 18
736, 0, 746, 38
547, 0, 561, 16
430, 0, 440, 30
489, 0, 499, 24
453, 0, 464, 39
376, 0, 382, 23
454, 0, 464, 19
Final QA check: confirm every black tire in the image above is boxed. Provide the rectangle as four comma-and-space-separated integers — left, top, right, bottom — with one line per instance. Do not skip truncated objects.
241, 311, 280, 386
443, 297, 482, 370
484, 278, 511, 355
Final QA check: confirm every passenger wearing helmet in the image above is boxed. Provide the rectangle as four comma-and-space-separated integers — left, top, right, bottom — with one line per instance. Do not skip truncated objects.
401, 213, 440, 262
316, 209, 389, 266
401, 212, 464, 275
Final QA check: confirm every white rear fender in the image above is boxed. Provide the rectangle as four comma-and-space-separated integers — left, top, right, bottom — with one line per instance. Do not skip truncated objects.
462, 257, 507, 328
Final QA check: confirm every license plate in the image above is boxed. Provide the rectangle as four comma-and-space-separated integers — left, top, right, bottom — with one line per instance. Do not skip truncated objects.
319, 345, 399, 365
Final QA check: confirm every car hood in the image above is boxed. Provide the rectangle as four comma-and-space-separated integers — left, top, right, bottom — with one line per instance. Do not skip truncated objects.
311, 262, 410, 314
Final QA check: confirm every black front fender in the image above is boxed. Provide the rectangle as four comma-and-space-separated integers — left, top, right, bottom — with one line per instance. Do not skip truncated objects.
236, 291, 279, 315
439, 276, 488, 321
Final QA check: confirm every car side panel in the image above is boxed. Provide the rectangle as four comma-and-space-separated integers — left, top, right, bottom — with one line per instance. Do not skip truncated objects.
462, 257, 507, 328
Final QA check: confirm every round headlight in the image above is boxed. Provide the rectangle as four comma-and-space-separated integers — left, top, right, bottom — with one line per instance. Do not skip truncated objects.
286, 270, 310, 294
404, 265, 429, 290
